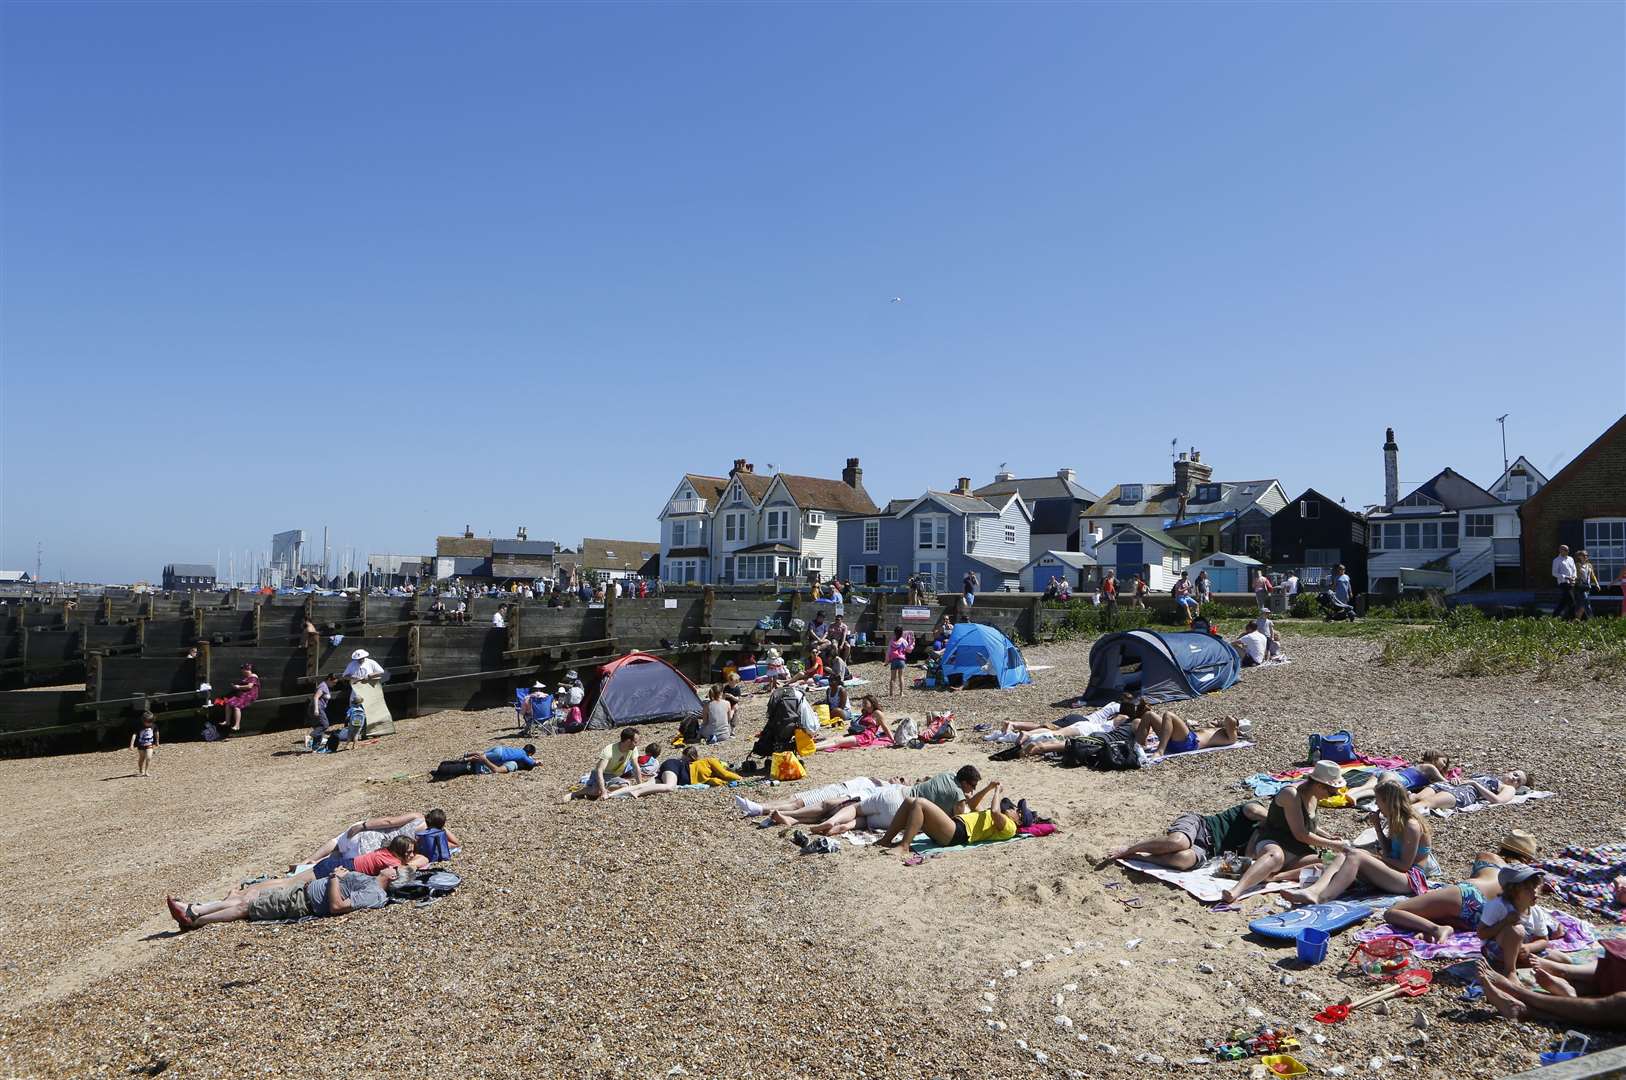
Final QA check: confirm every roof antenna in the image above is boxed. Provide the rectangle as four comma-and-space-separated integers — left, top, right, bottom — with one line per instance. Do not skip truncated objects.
1170, 437, 1179, 459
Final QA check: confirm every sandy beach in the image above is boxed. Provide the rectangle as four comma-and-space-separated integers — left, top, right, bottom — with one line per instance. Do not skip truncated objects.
1, 627, 1622, 1080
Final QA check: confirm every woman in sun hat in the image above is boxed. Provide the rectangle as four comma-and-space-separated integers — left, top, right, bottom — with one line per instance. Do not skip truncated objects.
1382, 831, 1541, 943
1220, 759, 1349, 904
763, 647, 789, 680
1282, 779, 1439, 906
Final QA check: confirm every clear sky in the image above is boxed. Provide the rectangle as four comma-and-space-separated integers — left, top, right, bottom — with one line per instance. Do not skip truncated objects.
2, 1, 1622, 583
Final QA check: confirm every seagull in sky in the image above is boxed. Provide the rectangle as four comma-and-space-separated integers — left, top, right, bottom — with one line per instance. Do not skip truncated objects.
889, 296, 903, 303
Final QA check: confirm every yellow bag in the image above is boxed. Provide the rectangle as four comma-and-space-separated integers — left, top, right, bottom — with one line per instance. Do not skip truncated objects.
793, 727, 818, 757
814, 703, 831, 725
772, 751, 807, 780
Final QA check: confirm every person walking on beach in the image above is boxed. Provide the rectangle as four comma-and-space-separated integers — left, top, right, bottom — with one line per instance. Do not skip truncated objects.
131, 712, 159, 777
1100, 569, 1118, 620
1253, 569, 1274, 615
1551, 544, 1577, 619
1574, 550, 1599, 621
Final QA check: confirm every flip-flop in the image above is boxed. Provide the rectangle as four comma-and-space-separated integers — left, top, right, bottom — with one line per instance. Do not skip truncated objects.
903, 854, 925, 866
756, 818, 776, 829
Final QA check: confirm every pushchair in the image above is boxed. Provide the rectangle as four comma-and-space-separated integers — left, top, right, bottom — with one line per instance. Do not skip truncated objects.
1316, 589, 1358, 622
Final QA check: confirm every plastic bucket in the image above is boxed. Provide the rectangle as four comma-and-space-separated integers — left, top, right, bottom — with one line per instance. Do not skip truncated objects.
1296, 927, 1330, 965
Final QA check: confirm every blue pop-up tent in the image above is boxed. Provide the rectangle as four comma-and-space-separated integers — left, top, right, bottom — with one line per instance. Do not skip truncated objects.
940, 622, 1031, 689
1082, 629, 1239, 704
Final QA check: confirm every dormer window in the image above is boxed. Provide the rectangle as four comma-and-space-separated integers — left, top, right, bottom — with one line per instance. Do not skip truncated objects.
1119, 484, 1143, 504
1194, 483, 1220, 503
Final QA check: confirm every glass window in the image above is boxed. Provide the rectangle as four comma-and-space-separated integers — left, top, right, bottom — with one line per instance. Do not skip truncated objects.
882, 566, 899, 583
1421, 522, 1439, 549
766, 510, 789, 542
1301, 499, 1320, 519
965, 520, 978, 553
1585, 518, 1626, 583
1120, 484, 1143, 503
1464, 513, 1494, 538
1403, 523, 1421, 549
863, 519, 879, 554
671, 520, 688, 547
917, 516, 945, 549
1442, 521, 1458, 549
1004, 524, 1017, 544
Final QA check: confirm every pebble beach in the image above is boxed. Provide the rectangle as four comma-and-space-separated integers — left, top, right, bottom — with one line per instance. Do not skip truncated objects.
1, 628, 1622, 1080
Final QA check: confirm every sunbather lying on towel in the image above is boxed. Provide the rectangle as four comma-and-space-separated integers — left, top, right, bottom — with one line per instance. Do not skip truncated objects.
1125, 700, 1240, 760
1001, 694, 1131, 737
1477, 943, 1626, 1030
296, 811, 456, 871
798, 766, 985, 837
1011, 699, 1135, 758
1382, 830, 1537, 942
611, 747, 743, 798
1283, 780, 1440, 906
167, 864, 410, 930
244, 837, 422, 897
1221, 761, 1349, 904
1105, 799, 1266, 870
1411, 769, 1531, 812
877, 779, 1015, 850
734, 775, 907, 824
1345, 750, 1452, 804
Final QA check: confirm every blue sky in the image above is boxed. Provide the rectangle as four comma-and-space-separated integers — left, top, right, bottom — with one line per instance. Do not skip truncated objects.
2, 2, 1622, 583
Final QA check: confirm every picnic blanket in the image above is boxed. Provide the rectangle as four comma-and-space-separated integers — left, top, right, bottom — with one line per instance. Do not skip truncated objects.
1145, 740, 1255, 764
1351, 910, 1597, 959
1423, 790, 1554, 819
1116, 858, 1298, 904
1542, 843, 1626, 924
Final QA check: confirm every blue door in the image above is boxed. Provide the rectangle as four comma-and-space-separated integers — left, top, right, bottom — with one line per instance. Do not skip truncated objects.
1033, 564, 1064, 591
1115, 540, 1143, 583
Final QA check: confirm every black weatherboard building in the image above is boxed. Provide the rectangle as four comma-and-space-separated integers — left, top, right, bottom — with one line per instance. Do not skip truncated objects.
161, 563, 217, 591
1268, 489, 1368, 593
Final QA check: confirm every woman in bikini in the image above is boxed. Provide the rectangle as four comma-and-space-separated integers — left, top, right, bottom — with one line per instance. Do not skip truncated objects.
813, 696, 893, 751
1382, 831, 1539, 943
1411, 769, 1531, 812
1283, 779, 1439, 906
1345, 750, 1452, 804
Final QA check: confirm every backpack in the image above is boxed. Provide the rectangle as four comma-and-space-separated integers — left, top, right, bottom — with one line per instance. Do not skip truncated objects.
387, 868, 462, 904
346, 700, 367, 739
767, 687, 801, 729
1062, 728, 1139, 771
921, 712, 956, 744
202, 722, 222, 742
891, 717, 920, 747
1308, 730, 1357, 764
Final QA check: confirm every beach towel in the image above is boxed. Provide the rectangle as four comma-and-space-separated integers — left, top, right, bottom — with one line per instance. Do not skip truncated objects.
1542, 843, 1626, 924
1250, 901, 1373, 941
1424, 790, 1555, 819
910, 833, 1031, 856
1242, 757, 1405, 797
1145, 740, 1255, 764
1351, 911, 1597, 960
1115, 858, 1298, 904
817, 736, 893, 752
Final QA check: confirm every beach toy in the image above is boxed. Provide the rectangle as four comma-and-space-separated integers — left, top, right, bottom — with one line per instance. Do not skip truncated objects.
1249, 901, 1372, 941
1346, 935, 1414, 978
1315, 968, 1433, 1024
1539, 1031, 1590, 1066
1260, 1054, 1307, 1077
1296, 927, 1330, 965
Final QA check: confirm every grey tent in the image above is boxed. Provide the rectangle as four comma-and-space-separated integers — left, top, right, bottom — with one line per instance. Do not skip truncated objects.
586, 652, 704, 730
1082, 630, 1241, 705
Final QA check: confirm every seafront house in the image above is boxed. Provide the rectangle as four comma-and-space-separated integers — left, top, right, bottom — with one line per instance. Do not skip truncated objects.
1080, 449, 1288, 566
1517, 413, 1626, 592
1364, 427, 1542, 596
972, 468, 1098, 559
578, 538, 660, 583
657, 458, 878, 585
1091, 524, 1191, 590
1268, 488, 1370, 593
836, 479, 1031, 592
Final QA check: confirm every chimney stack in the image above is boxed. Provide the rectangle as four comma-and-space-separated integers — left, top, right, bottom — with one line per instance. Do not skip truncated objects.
994, 470, 1015, 483
1383, 428, 1399, 509
1057, 467, 1076, 484
842, 457, 863, 489
955, 477, 972, 496
730, 458, 750, 476
1172, 447, 1213, 497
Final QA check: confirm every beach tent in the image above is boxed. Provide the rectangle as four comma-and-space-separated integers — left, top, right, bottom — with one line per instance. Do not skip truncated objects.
940, 622, 1031, 690
586, 652, 704, 729
1082, 629, 1239, 704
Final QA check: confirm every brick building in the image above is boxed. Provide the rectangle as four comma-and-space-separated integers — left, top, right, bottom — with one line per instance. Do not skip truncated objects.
1518, 414, 1626, 589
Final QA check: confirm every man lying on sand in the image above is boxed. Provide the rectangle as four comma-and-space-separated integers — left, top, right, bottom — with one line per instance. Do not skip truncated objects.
1411, 769, 1532, 812
167, 864, 410, 930
733, 775, 907, 825
1125, 700, 1240, 760
796, 766, 987, 838
1105, 800, 1266, 871
1221, 761, 1348, 904
1382, 831, 1536, 942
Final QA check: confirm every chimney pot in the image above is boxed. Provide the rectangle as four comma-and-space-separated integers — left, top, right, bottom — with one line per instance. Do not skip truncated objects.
1057, 467, 1076, 483
842, 457, 863, 489
956, 477, 971, 495
731, 458, 747, 476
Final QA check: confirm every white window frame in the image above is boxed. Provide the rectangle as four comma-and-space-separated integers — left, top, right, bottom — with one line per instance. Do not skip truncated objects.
724, 512, 746, 544
862, 518, 880, 554
1464, 513, 1494, 539
721, 555, 734, 583
882, 565, 899, 584
765, 509, 790, 542
1119, 484, 1143, 503
1003, 523, 1017, 544
848, 564, 865, 582
806, 510, 825, 527
914, 558, 948, 591
964, 518, 978, 554
1584, 518, 1626, 583
802, 555, 822, 572
917, 514, 947, 551
671, 520, 689, 547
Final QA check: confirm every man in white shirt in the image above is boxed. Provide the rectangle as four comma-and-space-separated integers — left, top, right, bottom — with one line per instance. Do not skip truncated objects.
492, 607, 506, 629
1552, 545, 1577, 619
1283, 572, 1300, 599
1232, 621, 1269, 667
343, 648, 387, 684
